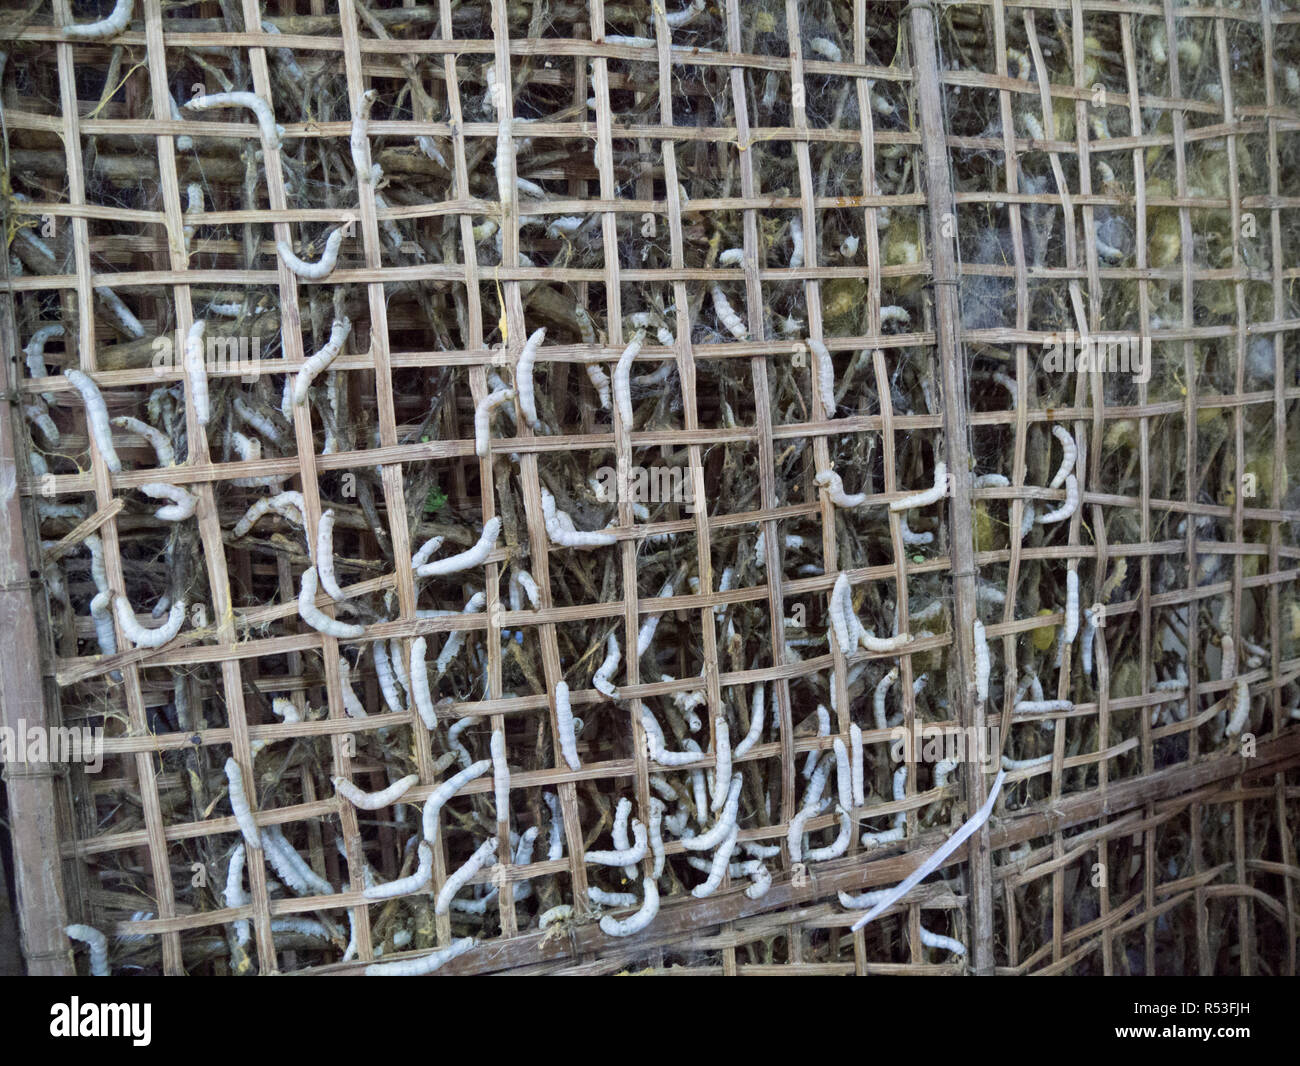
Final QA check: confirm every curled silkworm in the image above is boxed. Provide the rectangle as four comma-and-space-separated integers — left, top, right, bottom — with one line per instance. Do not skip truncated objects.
422, 760, 493, 843
920, 926, 966, 956
600, 877, 660, 937
114, 595, 185, 648
663, 0, 705, 28
277, 226, 347, 280
415, 517, 500, 577
839, 887, 892, 911
293, 318, 350, 405
408, 636, 436, 728
63, 369, 121, 473
474, 385, 515, 456
334, 773, 418, 811
232, 490, 305, 538
691, 824, 740, 898
710, 718, 732, 812
514, 327, 547, 430
807, 807, 853, 862
93, 285, 145, 338
733, 684, 766, 758
224, 757, 260, 848
585, 818, 648, 866
645, 716, 704, 767
1037, 475, 1079, 524
63, 0, 132, 38
890, 461, 948, 512
685, 773, 743, 852
973, 619, 990, 703
436, 837, 499, 915
491, 728, 510, 822
539, 905, 573, 930
711, 285, 747, 340
366, 936, 475, 977
1063, 569, 1079, 644
186, 91, 283, 150
542, 488, 617, 548
900, 515, 933, 545
816, 467, 866, 508
111, 416, 174, 467
350, 90, 381, 185
314, 509, 347, 601
65, 924, 110, 975
1049, 425, 1077, 489
364, 841, 434, 900
718, 248, 744, 266
613, 328, 647, 427
298, 565, 366, 639
554, 681, 581, 770
592, 632, 621, 698
934, 758, 958, 788
262, 826, 333, 897
808, 37, 843, 62
139, 482, 199, 521
1225, 677, 1251, 736
183, 320, 210, 425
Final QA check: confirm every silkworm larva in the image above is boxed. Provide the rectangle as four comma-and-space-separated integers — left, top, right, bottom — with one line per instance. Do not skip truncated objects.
365, 936, 475, 977
829, 573, 854, 652
298, 566, 366, 639
1081, 607, 1098, 676
364, 841, 434, 901
434, 591, 485, 675
933, 758, 958, 789
541, 488, 617, 548
859, 628, 914, 653
65, 924, 110, 976
684, 773, 743, 851
63, 369, 122, 473
364, 638, 402, 713
436, 837, 499, 915
25, 323, 63, 399
474, 385, 516, 457
711, 285, 748, 340
334, 773, 419, 811
490, 727, 511, 824
600, 876, 660, 937
1001, 753, 1053, 771
874, 667, 899, 730
114, 595, 185, 648
918, 926, 966, 956
815, 468, 866, 508
973, 619, 990, 703
232, 490, 306, 539
807, 807, 853, 862
224, 757, 261, 848
880, 305, 911, 327
89, 591, 117, 660
293, 318, 351, 405
733, 683, 766, 757
611, 796, 638, 880
338, 656, 368, 719
180, 319, 211, 425
584, 359, 612, 409
111, 416, 174, 467
900, 515, 933, 545
494, 119, 515, 203
262, 825, 334, 896
1014, 700, 1073, 718
788, 216, 804, 268
186, 91, 283, 150
1226, 677, 1251, 736
973, 473, 1010, 489
539, 904, 573, 930
224, 844, 251, 945
645, 719, 703, 767
807, 338, 837, 416
515, 327, 547, 430
1049, 425, 1077, 489
648, 797, 667, 878
710, 718, 732, 812
1063, 569, 1080, 644
592, 632, 621, 697
718, 248, 745, 266
553, 681, 581, 771
691, 824, 740, 898
841, 234, 860, 258
803, 704, 831, 779
415, 517, 500, 577
62, 0, 132, 38
833, 737, 853, 812
585, 818, 648, 866
808, 37, 843, 62
137, 482, 198, 522
23, 402, 58, 444
350, 89, 381, 184
847, 722, 866, 807
612, 327, 648, 429
314, 509, 347, 601
664, 0, 705, 27
589, 886, 637, 908
276, 226, 347, 280
408, 636, 437, 728
890, 461, 948, 512
422, 760, 493, 843
1037, 474, 1079, 524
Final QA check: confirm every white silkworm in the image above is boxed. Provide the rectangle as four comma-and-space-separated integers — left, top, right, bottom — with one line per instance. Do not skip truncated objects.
89, 591, 117, 660
495, 119, 514, 203
113, 595, 185, 648
24, 402, 58, 444
686, 773, 743, 851
415, 517, 500, 577
93, 285, 145, 338
1002, 754, 1053, 771
25, 323, 63, 399
789, 216, 804, 268
293, 318, 350, 405
62, 0, 132, 38
408, 636, 436, 728
852, 770, 1007, 933
613, 328, 647, 427
186, 91, 283, 149
182, 320, 210, 425
315, 509, 346, 601
900, 516, 933, 545
890, 461, 948, 512
1037, 475, 1079, 524
849, 722, 865, 806
553, 681, 581, 771
298, 565, 366, 639
1081, 606, 1098, 676
111, 416, 174, 467
585, 359, 612, 409
139, 482, 199, 521
973, 619, 990, 703
733, 684, 766, 757
691, 824, 740, 898
225, 844, 250, 945
369, 637, 403, 713
1064, 569, 1079, 644
1014, 699, 1073, 715
710, 718, 732, 812
366, 936, 475, 977
338, 656, 368, 719
422, 760, 492, 842
515, 327, 546, 430
840, 234, 860, 258
63, 369, 121, 473
475, 385, 515, 457
85, 535, 108, 593
600, 877, 660, 937
350, 90, 381, 185
585, 818, 648, 866
838, 887, 892, 910
435, 591, 484, 674
919, 926, 966, 956
808, 37, 843, 62
829, 573, 854, 652
1049, 425, 1077, 489
816, 467, 866, 508
711, 285, 748, 340
973, 473, 1010, 489
262, 826, 333, 897
364, 841, 433, 900
589, 886, 637, 908
647, 797, 667, 879
874, 667, 899, 730
277, 226, 347, 280
232, 491, 306, 538
490, 727, 511, 823
833, 737, 853, 812
807, 807, 853, 862
804, 705, 831, 779
334, 773, 418, 810
436, 837, 499, 915
611, 796, 638, 880
808, 338, 837, 416
1226, 677, 1251, 736
859, 628, 914, 653
934, 758, 958, 788
183, 182, 203, 250
65, 924, 110, 976
664, 0, 705, 27
539, 905, 573, 930
233, 396, 281, 443
592, 632, 621, 697
224, 757, 260, 848
541, 488, 617, 548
